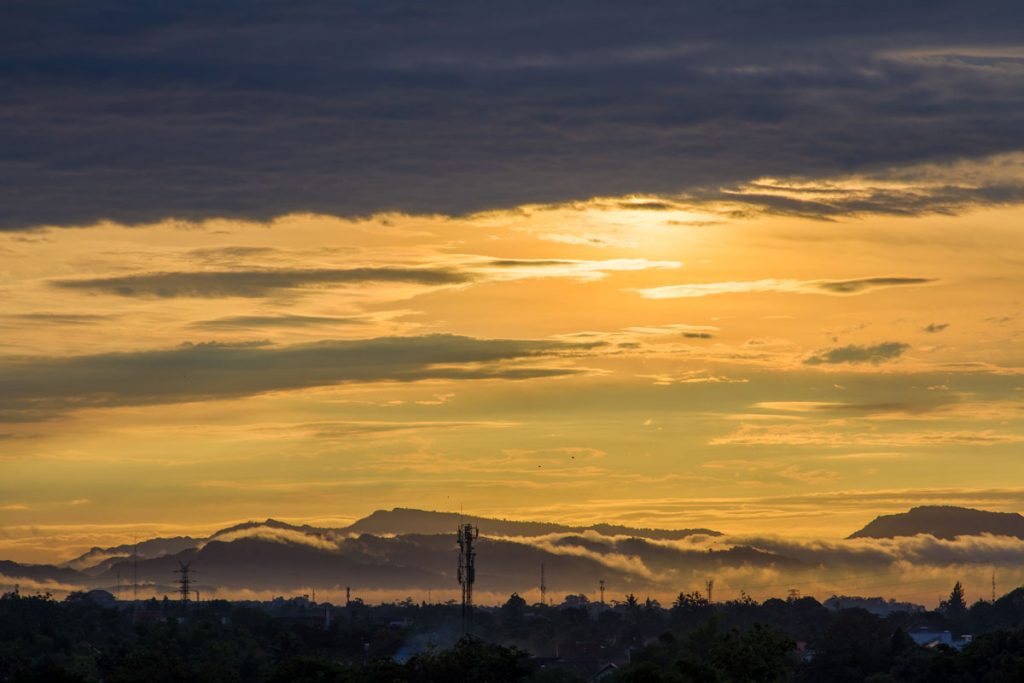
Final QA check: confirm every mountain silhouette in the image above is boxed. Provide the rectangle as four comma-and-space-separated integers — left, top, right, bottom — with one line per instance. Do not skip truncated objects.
4, 509, 782, 599
848, 506, 1024, 540
63, 508, 720, 571
340, 507, 720, 539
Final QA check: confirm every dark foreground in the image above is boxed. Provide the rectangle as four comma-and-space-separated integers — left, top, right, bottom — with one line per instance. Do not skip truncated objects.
3, 586, 1024, 682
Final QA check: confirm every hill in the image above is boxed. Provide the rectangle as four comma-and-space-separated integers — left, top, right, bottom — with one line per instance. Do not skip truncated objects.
63, 508, 720, 570
341, 507, 720, 540
848, 506, 1024, 540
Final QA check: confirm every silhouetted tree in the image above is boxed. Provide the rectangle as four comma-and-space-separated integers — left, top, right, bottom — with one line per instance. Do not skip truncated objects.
939, 581, 967, 618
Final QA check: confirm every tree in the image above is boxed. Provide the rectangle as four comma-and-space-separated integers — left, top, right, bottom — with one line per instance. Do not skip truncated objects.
501, 593, 527, 630
940, 581, 967, 618
672, 592, 709, 610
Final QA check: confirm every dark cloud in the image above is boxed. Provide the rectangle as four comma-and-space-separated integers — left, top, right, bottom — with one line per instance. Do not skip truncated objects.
702, 182, 1024, 220
190, 314, 368, 330
616, 201, 677, 211
813, 277, 934, 294
3, 1, 1024, 229
804, 341, 910, 365
683, 332, 714, 339
924, 322, 950, 333
52, 267, 469, 298
0, 334, 598, 421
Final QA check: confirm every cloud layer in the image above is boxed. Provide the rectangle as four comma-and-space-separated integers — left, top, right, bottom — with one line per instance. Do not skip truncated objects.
635, 277, 933, 300
4, 1, 1024, 228
804, 342, 910, 365
54, 267, 469, 298
0, 334, 596, 421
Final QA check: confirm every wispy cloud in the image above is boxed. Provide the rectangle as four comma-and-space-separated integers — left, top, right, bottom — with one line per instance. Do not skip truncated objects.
711, 423, 1024, 447
190, 314, 368, 330
633, 277, 933, 299
475, 257, 681, 282
0, 334, 597, 420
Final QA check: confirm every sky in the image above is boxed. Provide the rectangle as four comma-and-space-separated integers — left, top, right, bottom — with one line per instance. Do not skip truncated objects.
1, 0, 1023, 567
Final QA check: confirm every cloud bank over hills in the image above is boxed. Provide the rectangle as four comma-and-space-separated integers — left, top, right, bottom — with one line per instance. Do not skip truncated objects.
6, 506, 1024, 608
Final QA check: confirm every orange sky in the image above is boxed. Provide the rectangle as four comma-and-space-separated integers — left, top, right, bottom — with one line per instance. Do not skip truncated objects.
2, 158, 1023, 565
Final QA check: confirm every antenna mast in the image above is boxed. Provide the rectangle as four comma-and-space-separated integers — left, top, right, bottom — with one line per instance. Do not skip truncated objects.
540, 563, 547, 606
599, 579, 605, 605
705, 578, 715, 604
457, 522, 479, 633
132, 538, 138, 603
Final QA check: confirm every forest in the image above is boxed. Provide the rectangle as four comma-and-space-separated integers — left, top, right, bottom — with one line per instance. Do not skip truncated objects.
3, 582, 1024, 682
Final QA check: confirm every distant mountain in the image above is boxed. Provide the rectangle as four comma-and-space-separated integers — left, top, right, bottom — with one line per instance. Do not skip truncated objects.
63, 508, 720, 572
16, 510, 765, 600
848, 506, 1024, 540
342, 508, 721, 540
64, 536, 203, 573
0, 560, 90, 587
92, 531, 797, 596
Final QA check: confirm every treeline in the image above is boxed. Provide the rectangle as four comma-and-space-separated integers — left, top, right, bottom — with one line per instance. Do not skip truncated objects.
3, 585, 1024, 682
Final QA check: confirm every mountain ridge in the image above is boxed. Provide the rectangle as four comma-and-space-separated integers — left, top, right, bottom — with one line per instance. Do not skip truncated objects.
848, 505, 1024, 540
63, 507, 721, 570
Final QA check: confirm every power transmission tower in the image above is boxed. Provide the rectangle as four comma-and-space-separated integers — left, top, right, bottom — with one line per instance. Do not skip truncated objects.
457, 523, 479, 633
173, 561, 194, 605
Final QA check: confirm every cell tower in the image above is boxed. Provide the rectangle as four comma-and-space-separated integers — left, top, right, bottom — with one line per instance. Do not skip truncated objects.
132, 538, 139, 603
599, 579, 606, 605
173, 561, 194, 604
705, 578, 715, 604
457, 523, 479, 632
540, 563, 547, 606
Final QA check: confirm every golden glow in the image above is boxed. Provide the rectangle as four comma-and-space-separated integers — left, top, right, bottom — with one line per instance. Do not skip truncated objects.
1, 181, 1023, 569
